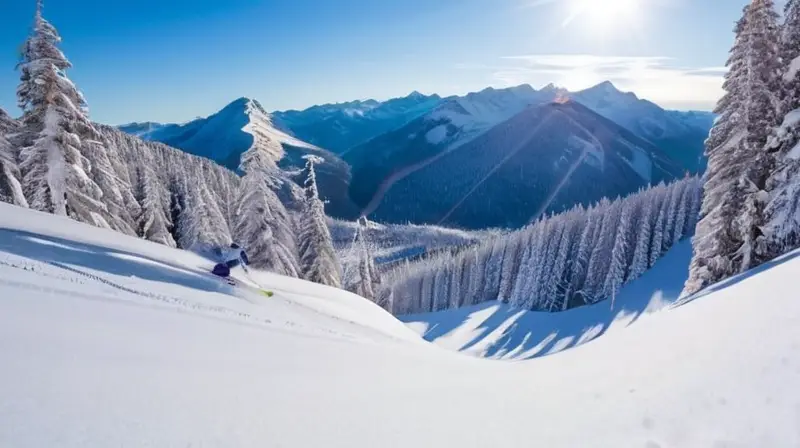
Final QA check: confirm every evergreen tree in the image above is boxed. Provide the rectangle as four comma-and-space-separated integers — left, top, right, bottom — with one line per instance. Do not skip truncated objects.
762, 0, 800, 257
177, 162, 231, 250
738, 0, 782, 269
136, 157, 176, 247
297, 155, 342, 288
448, 252, 465, 309
344, 217, 381, 300
585, 198, 621, 301
650, 184, 670, 268
686, 1, 781, 295
497, 232, 524, 303
16, 1, 110, 226
604, 200, 634, 310
0, 109, 27, 207
570, 206, 599, 305
233, 137, 299, 277
672, 180, 691, 246
628, 193, 655, 282
546, 214, 578, 311
662, 181, 683, 252
482, 239, 506, 303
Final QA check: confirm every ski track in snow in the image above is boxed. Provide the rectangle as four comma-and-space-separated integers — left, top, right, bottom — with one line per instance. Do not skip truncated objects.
0, 253, 362, 342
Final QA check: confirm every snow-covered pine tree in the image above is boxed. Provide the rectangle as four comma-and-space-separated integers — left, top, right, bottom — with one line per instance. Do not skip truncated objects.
135, 153, 176, 247
738, 0, 782, 269
650, 183, 670, 268
684, 177, 703, 237
585, 198, 621, 301
628, 192, 655, 282
672, 179, 691, 246
81, 138, 137, 235
233, 136, 299, 277
537, 217, 566, 310
469, 246, 491, 307
100, 130, 141, 232
177, 162, 231, 250
418, 262, 435, 312
520, 219, 551, 309
762, 0, 800, 257
16, 1, 111, 227
297, 155, 342, 288
344, 217, 381, 300
546, 213, 579, 311
0, 109, 28, 207
447, 251, 464, 309
685, 1, 781, 295
510, 222, 542, 308
481, 238, 506, 303
497, 232, 524, 303
433, 261, 450, 312
569, 205, 599, 306
662, 180, 683, 253
604, 199, 634, 310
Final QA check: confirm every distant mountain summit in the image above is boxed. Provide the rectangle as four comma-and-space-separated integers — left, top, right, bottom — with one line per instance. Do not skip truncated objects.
273, 91, 443, 153
570, 82, 713, 172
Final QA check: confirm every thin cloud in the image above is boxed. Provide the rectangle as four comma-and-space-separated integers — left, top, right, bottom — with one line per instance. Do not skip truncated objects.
486, 54, 724, 110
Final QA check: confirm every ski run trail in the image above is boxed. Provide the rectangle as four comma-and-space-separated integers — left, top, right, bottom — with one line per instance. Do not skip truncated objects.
1, 202, 800, 447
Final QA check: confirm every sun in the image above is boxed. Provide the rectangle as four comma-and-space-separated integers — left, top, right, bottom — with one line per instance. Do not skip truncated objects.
564, 0, 643, 30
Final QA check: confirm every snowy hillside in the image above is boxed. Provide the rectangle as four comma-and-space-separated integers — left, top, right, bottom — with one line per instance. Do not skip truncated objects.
2, 199, 799, 447
274, 91, 442, 153
367, 100, 685, 229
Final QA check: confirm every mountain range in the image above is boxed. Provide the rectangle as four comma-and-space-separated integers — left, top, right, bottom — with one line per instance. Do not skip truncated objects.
119, 81, 714, 229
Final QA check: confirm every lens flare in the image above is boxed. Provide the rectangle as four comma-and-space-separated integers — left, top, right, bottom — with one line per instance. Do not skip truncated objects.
563, 0, 643, 30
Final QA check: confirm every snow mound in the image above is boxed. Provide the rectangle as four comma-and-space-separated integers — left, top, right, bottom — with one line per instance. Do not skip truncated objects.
2, 204, 800, 447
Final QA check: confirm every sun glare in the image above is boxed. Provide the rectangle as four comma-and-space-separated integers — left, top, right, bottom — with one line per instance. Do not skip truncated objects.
564, 0, 643, 30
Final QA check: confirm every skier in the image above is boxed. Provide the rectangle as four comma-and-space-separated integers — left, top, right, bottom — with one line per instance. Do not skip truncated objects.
211, 243, 250, 278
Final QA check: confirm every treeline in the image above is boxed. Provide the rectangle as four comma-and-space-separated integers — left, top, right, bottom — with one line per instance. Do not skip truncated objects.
382, 177, 701, 315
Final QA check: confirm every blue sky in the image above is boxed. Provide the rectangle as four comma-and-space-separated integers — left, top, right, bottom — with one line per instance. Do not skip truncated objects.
0, 0, 757, 124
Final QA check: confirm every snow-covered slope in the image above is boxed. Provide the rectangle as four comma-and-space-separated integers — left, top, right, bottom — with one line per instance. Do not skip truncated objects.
1, 203, 799, 446
1, 203, 800, 447
274, 91, 442, 153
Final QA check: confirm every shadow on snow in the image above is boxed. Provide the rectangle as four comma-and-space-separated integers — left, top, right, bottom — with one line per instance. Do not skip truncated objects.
0, 228, 230, 297
402, 241, 694, 360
